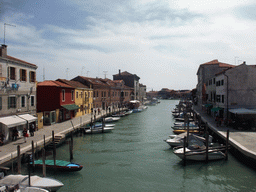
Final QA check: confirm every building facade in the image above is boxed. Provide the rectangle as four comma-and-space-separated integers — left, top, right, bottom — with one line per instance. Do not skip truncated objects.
0, 45, 38, 142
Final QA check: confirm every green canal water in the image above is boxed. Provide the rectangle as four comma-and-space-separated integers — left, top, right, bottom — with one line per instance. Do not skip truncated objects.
37, 100, 256, 191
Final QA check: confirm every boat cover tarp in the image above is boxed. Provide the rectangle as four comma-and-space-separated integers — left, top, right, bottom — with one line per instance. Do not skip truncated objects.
229, 108, 256, 115
211, 107, 223, 112
33, 160, 70, 166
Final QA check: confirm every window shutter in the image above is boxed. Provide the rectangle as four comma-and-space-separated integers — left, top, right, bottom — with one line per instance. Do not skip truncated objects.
8, 97, 10, 109
20, 69, 22, 81
25, 70, 27, 81
29, 71, 31, 82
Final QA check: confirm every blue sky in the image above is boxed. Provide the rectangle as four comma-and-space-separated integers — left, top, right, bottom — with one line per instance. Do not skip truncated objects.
1, 0, 256, 91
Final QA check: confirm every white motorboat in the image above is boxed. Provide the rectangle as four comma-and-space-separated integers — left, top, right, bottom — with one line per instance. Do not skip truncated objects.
94, 123, 115, 128
0, 186, 49, 192
105, 117, 120, 122
165, 133, 206, 148
171, 126, 200, 130
0, 175, 63, 191
173, 145, 225, 161
85, 127, 114, 134
124, 110, 133, 115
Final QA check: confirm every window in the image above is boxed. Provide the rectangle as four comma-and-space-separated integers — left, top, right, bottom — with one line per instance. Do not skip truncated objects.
31, 95, 35, 106
21, 96, 26, 107
213, 78, 215, 84
20, 69, 27, 82
71, 90, 74, 101
62, 90, 65, 101
0, 97, 2, 110
108, 92, 110, 97
216, 95, 221, 102
76, 91, 78, 99
8, 96, 16, 109
80, 105, 83, 112
221, 80, 224, 86
10, 67, 16, 80
97, 91, 98, 98
81, 91, 83, 98
222, 95, 225, 103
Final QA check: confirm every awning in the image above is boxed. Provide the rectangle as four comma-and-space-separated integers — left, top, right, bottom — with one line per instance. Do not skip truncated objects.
0, 115, 27, 128
229, 108, 256, 115
211, 107, 223, 112
62, 104, 80, 111
18, 114, 37, 123
204, 104, 213, 108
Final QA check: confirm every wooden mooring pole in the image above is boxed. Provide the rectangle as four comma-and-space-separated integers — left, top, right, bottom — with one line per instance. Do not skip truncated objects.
52, 131, 56, 169
44, 135, 46, 149
225, 129, 229, 160
32, 141, 35, 171
17, 145, 21, 174
42, 148, 46, 177
70, 132, 74, 161
183, 136, 187, 166
205, 127, 209, 163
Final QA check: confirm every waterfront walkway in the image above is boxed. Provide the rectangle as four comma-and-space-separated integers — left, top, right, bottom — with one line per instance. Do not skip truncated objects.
0, 109, 116, 166
193, 105, 256, 161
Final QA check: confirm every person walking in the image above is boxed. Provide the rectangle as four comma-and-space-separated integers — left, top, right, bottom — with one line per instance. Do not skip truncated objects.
23, 128, 28, 143
29, 124, 35, 136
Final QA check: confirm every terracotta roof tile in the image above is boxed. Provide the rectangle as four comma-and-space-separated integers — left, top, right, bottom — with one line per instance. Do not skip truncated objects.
38, 80, 72, 88
6, 55, 37, 68
56, 79, 89, 89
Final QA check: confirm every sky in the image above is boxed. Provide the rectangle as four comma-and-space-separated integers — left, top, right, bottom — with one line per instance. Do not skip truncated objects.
1, 0, 256, 91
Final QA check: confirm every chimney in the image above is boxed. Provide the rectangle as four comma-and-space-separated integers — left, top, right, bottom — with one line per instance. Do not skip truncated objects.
119, 69, 121, 75
0, 44, 7, 57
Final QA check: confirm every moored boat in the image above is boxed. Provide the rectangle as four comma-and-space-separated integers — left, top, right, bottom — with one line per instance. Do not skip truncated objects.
0, 175, 64, 191
105, 117, 120, 122
173, 129, 200, 134
173, 145, 226, 161
85, 127, 114, 134
31, 160, 83, 172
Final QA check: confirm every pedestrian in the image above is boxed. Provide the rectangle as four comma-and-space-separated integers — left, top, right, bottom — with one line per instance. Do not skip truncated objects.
98, 108, 100, 115
23, 128, 28, 143
12, 128, 18, 141
29, 124, 35, 136
0, 132, 5, 146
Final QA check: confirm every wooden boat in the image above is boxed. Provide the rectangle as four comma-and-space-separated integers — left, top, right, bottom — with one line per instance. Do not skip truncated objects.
124, 110, 133, 115
173, 129, 200, 134
31, 160, 83, 172
173, 145, 226, 161
0, 174, 64, 191
172, 126, 199, 130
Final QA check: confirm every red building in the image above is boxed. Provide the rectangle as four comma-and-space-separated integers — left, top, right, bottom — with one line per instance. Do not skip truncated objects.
37, 81, 79, 125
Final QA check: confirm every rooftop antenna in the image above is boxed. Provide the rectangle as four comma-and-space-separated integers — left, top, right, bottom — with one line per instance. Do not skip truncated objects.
81, 66, 85, 75
66, 68, 69, 79
4, 23, 16, 44
103, 71, 108, 79
43, 65, 45, 81
87, 71, 90, 77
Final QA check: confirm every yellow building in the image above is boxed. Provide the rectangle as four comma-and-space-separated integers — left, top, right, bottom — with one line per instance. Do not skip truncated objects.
56, 79, 93, 117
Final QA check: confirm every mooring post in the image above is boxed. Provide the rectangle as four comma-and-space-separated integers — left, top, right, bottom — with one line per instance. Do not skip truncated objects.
44, 135, 46, 149
206, 129, 209, 163
52, 131, 56, 169
225, 129, 229, 160
17, 145, 21, 174
42, 148, 46, 177
32, 141, 35, 171
70, 132, 74, 160
183, 136, 186, 166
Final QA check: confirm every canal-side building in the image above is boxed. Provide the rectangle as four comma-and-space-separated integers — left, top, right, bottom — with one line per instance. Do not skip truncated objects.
113, 70, 140, 101
139, 83, 147, 104
196, 59, 234, 107
56, 79, 93, 116
215, 62, 256, 118
0, 45, 38, 142
37, 80, 79, 125
72, 76, 110, 110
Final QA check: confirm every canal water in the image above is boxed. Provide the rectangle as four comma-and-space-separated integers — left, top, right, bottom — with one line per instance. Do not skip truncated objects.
36, 100, 256, 191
